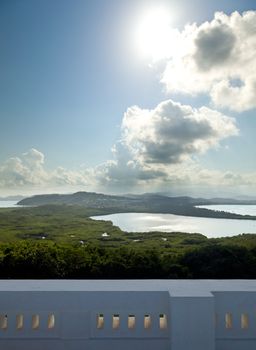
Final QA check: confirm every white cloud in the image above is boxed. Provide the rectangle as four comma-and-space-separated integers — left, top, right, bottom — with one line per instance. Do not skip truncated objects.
0, 148, 91, 194
1, 144, 256, 197
93, 99, 242, 193
121, 99, 238, 165
161, 11, 256, 111
0, 100, 253, 196
95, 154, 256, 195
0, 149, 47, 188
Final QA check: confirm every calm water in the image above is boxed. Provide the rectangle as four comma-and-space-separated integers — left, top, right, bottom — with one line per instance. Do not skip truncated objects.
0, 200, 19, 208
92, 206, 256, 238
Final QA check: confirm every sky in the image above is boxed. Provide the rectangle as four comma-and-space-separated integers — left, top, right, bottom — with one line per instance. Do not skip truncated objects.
0, 0, 256, 197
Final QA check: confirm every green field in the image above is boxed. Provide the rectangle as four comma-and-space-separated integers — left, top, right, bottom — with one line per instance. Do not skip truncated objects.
0, 204, 211, 248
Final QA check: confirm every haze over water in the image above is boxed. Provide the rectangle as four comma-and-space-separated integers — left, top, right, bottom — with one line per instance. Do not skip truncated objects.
197, 205, 256, 216
0, 201, 19, 208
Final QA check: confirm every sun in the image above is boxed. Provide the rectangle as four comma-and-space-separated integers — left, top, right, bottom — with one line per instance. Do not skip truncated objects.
134, 6, 173, 61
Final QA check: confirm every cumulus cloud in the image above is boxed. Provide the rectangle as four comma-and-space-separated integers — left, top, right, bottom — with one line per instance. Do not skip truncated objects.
93, 99, 240, 192
0, 148, 90, 193
93, 141, 167, 192
1, 145, 256, 196
95, 154, 256, 195
0, 100, 252, 196
193, 24, 236, 71
0, 149, 47, 188
161, 11, 256, 111
121, 99, 238, 165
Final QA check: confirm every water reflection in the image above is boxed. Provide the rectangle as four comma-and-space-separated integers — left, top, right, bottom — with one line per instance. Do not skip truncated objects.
92, 212, 256, 238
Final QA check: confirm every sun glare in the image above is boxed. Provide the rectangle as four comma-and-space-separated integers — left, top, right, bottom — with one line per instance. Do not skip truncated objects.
134, 6, 174, 61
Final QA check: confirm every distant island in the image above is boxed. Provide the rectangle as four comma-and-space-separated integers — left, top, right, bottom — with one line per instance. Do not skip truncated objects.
18, 191, 256, 220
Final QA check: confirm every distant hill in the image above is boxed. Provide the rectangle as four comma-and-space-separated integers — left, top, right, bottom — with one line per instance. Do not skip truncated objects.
18, 192, 138, 207
18, 191, 209, 207
206, 197, 256, 204
18, 191, 256, 220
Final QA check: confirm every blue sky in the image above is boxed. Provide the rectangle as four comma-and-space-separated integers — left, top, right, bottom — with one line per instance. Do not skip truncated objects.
0, 0, 256, 196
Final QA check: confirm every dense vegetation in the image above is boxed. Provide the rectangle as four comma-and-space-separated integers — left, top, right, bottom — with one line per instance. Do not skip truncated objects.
0, 205, 256, 278
1, 240, 256, 279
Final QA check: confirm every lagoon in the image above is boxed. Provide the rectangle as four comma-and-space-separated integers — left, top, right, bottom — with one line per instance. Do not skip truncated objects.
92, 208, 256, 238
1, 200, 255, 238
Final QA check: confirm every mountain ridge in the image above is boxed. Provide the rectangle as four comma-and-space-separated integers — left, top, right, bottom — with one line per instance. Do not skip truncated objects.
18, 191, 256, 220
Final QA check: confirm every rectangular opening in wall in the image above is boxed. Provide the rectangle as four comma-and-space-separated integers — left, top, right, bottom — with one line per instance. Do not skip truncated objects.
32, 314, 39, 330
241, 313, 249, 329
48, 314, 55, 329
112, 314, 120, 329
0, 315, 7, 330
159, 314, 167, 329
215, 313, 218, 328
96, 314, 104, 329
144, 315, 151, 329
225, 313, 232, 329
16, 314, 23, 330
128, 315, 135, 329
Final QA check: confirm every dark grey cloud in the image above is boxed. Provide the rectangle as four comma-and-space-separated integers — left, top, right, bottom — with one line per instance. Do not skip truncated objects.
194, 24, 236, 71
95, 141, 167, 189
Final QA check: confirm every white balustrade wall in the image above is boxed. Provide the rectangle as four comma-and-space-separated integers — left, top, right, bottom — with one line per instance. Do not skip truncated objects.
0, 280, 255, 350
